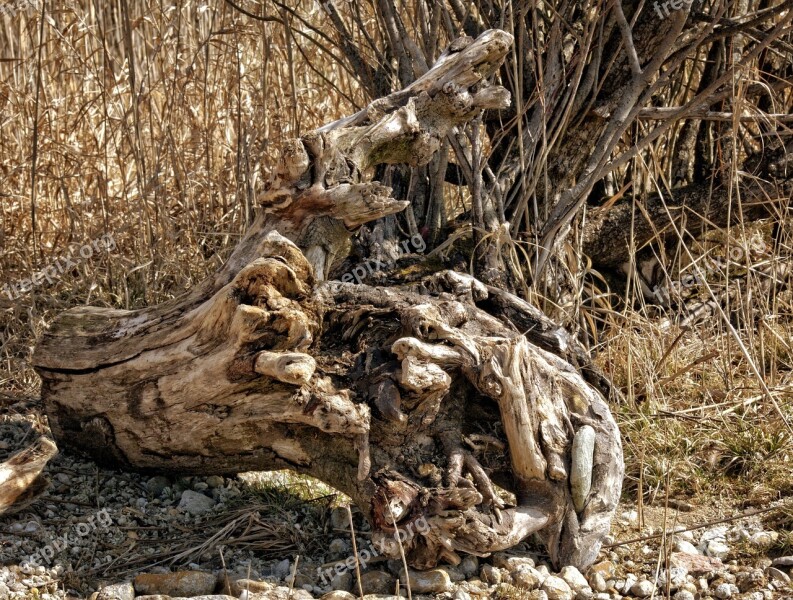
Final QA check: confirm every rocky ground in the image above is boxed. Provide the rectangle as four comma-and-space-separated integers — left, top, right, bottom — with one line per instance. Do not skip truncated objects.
1, 399, 792, 600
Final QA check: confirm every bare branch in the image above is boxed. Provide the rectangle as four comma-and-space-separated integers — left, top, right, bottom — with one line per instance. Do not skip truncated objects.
612, 0, 642, 76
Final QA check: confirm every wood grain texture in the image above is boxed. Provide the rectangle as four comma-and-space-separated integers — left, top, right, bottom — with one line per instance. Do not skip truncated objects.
33, 30, 623, 570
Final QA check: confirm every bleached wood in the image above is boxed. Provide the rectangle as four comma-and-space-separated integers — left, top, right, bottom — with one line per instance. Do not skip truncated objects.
0, 438, 57, 516
33, 30, 623, 570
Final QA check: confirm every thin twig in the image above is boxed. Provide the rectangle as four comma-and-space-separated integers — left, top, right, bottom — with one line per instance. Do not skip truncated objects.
287, 555, 300, 600
346, 505, 365, 600
604, 502, 789, 548
612, 0, 641, 76
30, 0, 47, 262
387, 502, 412, 600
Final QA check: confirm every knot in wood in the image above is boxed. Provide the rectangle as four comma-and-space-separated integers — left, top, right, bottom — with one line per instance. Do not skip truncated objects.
483, 375, 502, 397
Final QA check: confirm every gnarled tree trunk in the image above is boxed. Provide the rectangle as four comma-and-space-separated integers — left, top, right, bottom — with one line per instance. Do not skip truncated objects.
32, 30, 623, 571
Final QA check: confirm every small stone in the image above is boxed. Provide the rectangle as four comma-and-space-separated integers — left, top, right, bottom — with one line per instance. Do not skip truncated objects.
329, 538, 349, 555
96, 582, 135, 600
460, 582, 487, 596
772, 556, 793, 567
766, 567, 790, 584
321, 592, 356, 600
400, 568, 451, 593
330, 572, 352, 592
705, 540, 730, 560
513, 566, 543, 590
229, 579, 273, 596
360, 571, 395, 595
623, 574, 637, 593
594, 594, 610, 600
630, 579, 655, 597
669, 552, 723, 576
541, 575, 573, 600
590, 573, 607, 593
700, 526, 728, 545
681, 582, 697, 594
273, 559, 292, 580
206, 475, 224, 488
750, 531, 777, 548
330, 507, 349, 531
736, 568, 764, 592
254, 586, 314, 600
442, 566, 465, 582
673, 527, 695, 542
452, 589, 471, 600
492, 553, 535, 570
286, 573, 313, 589
588, 562, 615, 579
713, 582, 732, 599
145, 476, 170, 497
22, 521, 40, 534
621, 510, 639, 526
560, 566, 589, 594
672, 592, 695, 600
570, 425, 595, 512
133, 571, 217, 597
177, 490, 216, 515
174, 476, 192, 491
459, 556, 479, 578
660, 567, 688, 590
673, 540, 699, 555
491, 552, 511, 568
481, 565, 501, 585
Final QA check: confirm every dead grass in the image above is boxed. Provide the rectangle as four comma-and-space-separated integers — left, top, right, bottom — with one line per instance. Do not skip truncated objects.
594, 223, 793, 525
0, 0, 367, 393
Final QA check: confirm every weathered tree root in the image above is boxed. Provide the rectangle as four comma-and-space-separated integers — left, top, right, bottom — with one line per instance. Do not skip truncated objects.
319, 265, 623, 569
34, 231, 622, 569
33, 29, 623, 570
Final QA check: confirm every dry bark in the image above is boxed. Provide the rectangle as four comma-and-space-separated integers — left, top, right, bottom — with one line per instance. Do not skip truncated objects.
33, 30, 623, 570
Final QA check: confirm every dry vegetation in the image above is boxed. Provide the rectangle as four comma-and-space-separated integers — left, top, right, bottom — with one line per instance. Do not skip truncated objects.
1, 0, 792, 553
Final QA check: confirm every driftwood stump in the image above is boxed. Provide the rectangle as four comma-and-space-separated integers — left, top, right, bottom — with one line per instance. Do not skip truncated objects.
33, 30, 623, 570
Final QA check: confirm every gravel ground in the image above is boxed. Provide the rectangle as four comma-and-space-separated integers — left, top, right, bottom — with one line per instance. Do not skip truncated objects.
1, 399, 791, 600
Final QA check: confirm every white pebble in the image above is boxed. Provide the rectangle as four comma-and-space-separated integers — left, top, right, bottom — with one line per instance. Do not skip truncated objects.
674, 540, 699, 555
705, 540, 730, 559
560, 565, 589, 593
541, 575, 573, 600
590, 573, 607, 593
570, 425, 595, 512
630, 579, 655, 597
